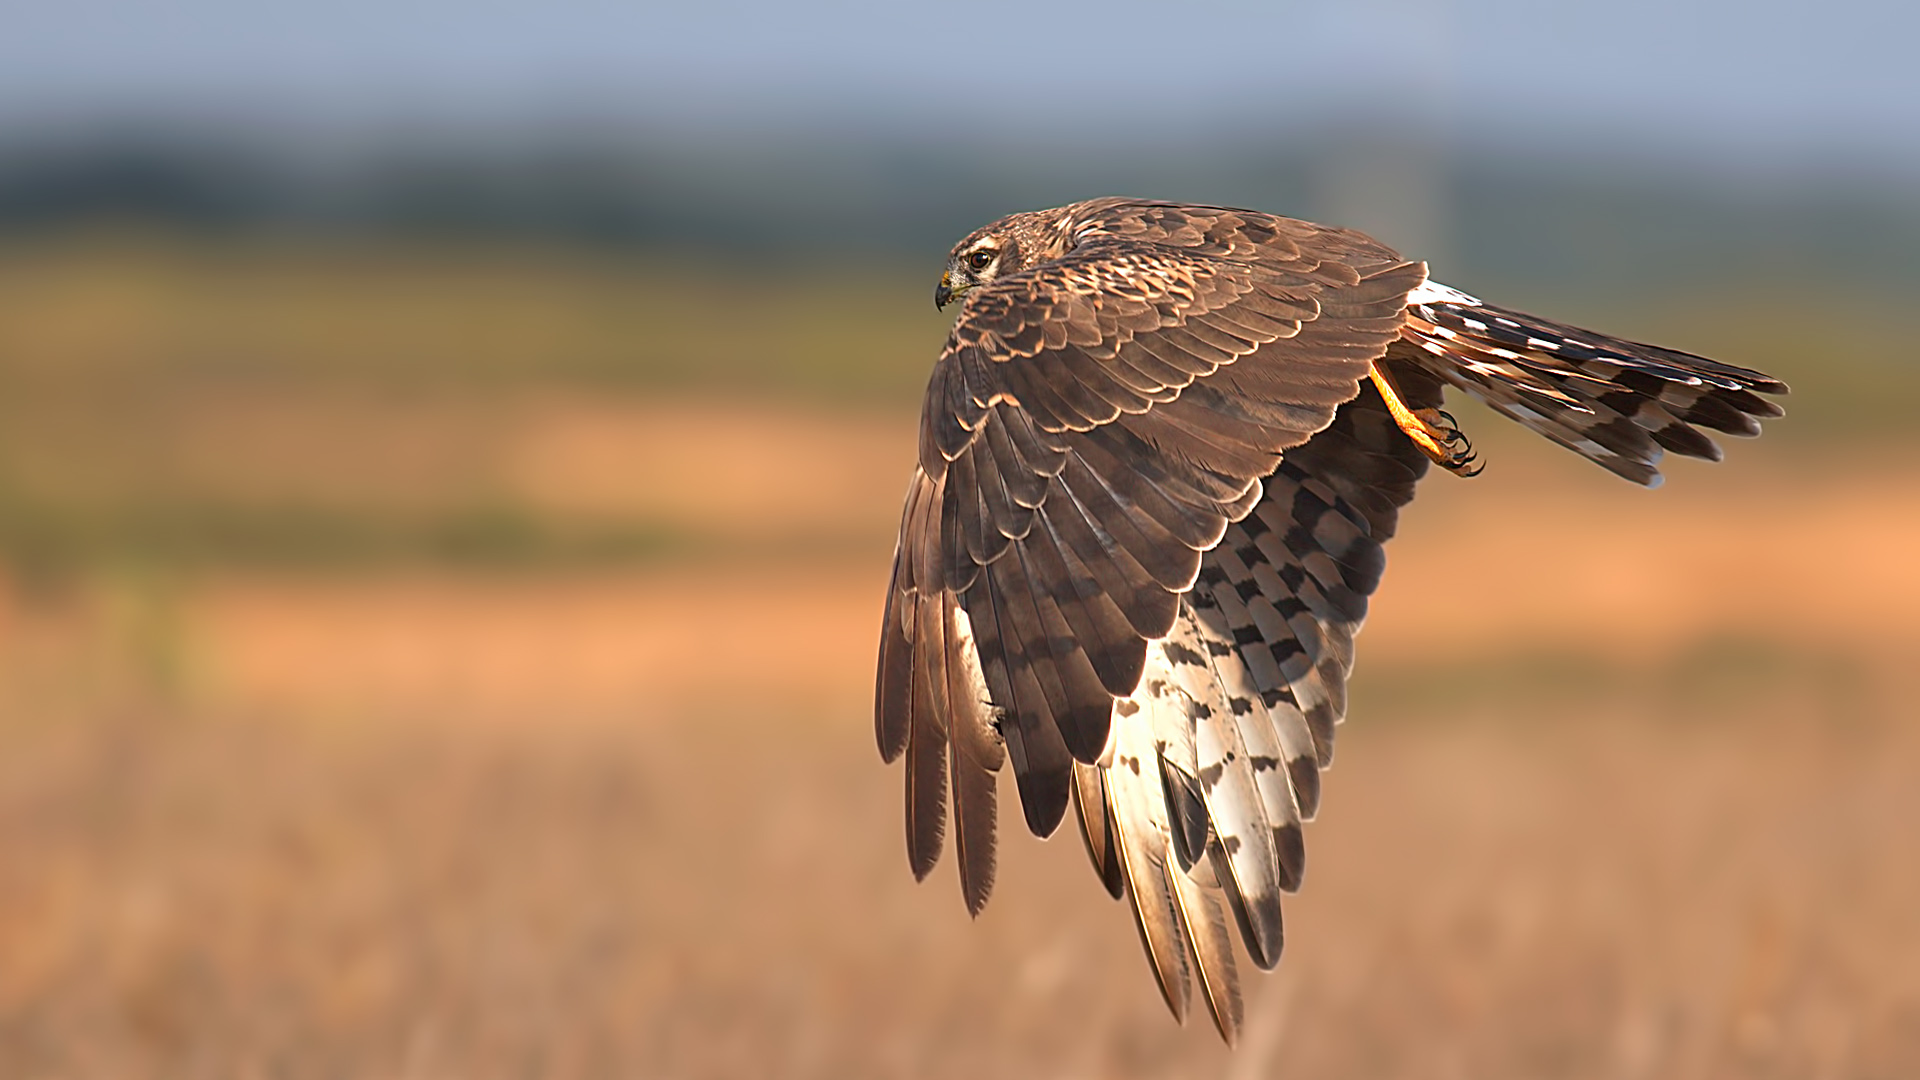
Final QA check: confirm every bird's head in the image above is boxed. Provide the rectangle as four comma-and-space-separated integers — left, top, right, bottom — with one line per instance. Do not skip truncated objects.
934, 207, 1077, 310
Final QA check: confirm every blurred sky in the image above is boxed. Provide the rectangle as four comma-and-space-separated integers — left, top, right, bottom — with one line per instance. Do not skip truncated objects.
3, 0, 1917, 177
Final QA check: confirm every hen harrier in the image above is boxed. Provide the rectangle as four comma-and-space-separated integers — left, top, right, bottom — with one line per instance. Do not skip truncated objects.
874, 197, 1784, 1042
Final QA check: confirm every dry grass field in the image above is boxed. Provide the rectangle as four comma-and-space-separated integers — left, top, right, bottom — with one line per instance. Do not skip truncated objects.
1, 240, 1917, 1078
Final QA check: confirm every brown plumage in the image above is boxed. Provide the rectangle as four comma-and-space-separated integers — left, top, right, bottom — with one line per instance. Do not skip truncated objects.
874, 197, 1786, 1044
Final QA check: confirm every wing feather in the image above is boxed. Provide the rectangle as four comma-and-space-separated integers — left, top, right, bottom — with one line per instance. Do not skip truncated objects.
1105, 693, 1193, 1024
1166, 609, 1285, 971
903, 475, 949, 879
1071, 760, 1124, 899
946, 597, 1003, 914
1167, 843, 1244, 1044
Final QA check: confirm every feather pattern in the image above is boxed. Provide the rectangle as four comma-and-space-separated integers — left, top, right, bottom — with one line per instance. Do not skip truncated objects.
1104, 640, 1252, 1042
1400, 297, 1785, 486
877, 198, 1785, 1042
1104, 686, 1193, 1025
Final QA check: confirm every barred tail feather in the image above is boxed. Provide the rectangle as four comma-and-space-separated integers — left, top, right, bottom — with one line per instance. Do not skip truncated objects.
1400, 288, 1787, 485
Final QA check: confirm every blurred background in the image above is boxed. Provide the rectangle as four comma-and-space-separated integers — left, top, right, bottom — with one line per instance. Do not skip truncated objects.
1, 1, 1917, 1076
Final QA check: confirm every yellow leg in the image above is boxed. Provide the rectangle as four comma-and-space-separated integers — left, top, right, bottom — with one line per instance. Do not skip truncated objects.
1368, 363, 1481, 475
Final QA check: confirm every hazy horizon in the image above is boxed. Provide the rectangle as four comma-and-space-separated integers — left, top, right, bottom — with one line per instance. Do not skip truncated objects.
4, 0, 1918, 181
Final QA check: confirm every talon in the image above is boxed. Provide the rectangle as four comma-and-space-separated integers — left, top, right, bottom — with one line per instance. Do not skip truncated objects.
1413, 407, 1480, 474
1369, 363, 1484, 476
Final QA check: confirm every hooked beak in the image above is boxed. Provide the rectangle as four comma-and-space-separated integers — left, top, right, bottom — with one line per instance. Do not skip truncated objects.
934, 272, 956, 310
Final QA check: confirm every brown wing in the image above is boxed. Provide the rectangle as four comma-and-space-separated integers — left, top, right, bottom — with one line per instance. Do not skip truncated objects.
876, 201, 1424, 915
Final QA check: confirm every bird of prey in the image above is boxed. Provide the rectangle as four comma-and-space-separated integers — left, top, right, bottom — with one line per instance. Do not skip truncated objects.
874, 197, 1785, 1043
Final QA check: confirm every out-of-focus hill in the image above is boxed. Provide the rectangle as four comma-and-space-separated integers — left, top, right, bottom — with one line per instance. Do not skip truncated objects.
4, 126, 1919, 296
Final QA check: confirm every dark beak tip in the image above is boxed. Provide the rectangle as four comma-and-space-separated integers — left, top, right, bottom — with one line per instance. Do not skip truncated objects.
933, 284, 952, 310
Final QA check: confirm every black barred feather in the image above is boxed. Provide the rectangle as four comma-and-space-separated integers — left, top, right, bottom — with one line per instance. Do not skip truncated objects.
1166, 606, 1285, 970
1185, 584, 1307, 892
877, 197, 1785, 1043
1401, 299, 1784, 486
1106, 639, 1252, 1040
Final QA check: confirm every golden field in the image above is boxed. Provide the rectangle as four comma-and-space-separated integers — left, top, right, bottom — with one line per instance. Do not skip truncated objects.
1, 238, 1917, 1078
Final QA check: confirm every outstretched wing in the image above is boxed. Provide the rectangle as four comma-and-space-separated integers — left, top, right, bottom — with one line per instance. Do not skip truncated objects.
875, 200, 1423, 925
1071, 360, 1442, 1040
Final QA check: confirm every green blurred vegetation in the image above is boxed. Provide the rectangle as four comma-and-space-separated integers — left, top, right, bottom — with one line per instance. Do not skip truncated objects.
0, 233, 937, 398
0, 234, 938, 578
0, 231, 1911, 578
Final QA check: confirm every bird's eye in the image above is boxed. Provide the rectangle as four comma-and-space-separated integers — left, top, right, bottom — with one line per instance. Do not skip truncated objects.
966, 250, 995, 271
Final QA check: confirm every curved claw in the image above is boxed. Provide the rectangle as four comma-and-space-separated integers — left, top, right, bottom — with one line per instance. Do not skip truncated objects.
1430, 412, 1482, 476
1409, 406, 1482, 476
